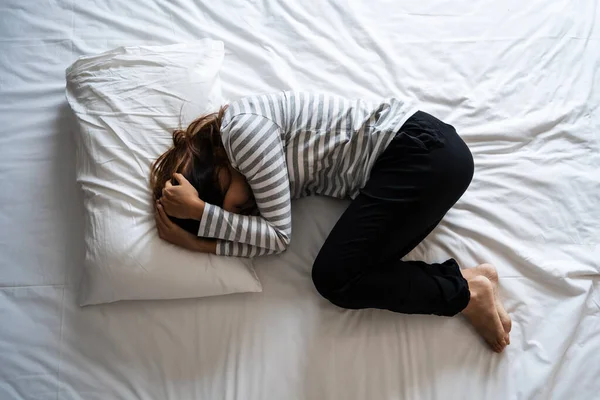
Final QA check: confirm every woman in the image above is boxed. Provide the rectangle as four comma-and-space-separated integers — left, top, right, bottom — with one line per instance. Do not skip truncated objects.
151, 92, 512, 352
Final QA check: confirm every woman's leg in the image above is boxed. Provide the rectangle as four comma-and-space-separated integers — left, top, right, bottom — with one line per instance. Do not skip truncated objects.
311, 111, 507, 351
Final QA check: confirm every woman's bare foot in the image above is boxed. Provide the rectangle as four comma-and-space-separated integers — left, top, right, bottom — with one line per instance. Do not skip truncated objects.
461, 275, 507, 352
478, 264, 512, 344
462, 264, 512, 345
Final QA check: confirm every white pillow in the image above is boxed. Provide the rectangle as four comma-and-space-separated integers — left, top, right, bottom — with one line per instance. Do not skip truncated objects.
66, 40, 262, 306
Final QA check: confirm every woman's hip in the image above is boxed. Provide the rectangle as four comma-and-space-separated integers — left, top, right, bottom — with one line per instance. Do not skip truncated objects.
365, 110, 474, 205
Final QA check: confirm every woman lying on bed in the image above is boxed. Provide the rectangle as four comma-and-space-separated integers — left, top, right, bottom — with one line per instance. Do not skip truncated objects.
150, 91, 512, 353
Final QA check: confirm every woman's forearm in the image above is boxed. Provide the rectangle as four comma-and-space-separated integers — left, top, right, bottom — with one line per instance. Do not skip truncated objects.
191, 198, 205, 221
192, 237, 217, 254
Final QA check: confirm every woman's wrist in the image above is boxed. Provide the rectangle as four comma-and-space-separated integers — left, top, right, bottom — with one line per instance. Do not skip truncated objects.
191, 237, 217, 254
191, 198, 205, 221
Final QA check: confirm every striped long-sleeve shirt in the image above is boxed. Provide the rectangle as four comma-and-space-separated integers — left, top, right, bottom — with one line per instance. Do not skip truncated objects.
198, 91, 418, 257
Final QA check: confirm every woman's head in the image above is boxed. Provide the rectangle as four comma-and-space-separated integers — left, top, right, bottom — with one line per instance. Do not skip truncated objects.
150, 107, 256, 234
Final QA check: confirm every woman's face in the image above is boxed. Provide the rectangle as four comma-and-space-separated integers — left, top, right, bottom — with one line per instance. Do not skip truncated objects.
217, 166, 256, 214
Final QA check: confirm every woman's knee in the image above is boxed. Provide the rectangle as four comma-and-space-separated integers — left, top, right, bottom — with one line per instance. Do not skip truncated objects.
311, 255, 354, 303
436, 127, 474, 198
312, 260, 358, 309
453, 140, 474, 192
410, 112, 474, 194
311, 258, 335, 299
311, 266, 351, 308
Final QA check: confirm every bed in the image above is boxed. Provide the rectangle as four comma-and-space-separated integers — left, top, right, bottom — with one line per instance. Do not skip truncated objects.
1, 0, 599, 399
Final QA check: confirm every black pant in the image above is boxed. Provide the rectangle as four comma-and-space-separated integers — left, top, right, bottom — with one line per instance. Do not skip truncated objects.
312, 111, 474, 317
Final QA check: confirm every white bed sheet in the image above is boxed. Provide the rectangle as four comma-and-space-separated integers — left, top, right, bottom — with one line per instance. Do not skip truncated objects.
1, 0, 599, 399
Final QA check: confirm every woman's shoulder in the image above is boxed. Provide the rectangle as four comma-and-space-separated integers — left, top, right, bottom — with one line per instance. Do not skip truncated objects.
226, 92, 286, 115
222, 92, 287, 132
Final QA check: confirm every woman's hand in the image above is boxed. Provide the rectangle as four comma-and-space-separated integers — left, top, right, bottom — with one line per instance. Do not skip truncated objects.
155, 202, 216, 253
159, 173, 204, 220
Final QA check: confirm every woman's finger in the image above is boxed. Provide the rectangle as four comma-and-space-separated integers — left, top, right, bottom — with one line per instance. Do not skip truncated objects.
159, 198, 176, 215
173, 173, 189, 186
157, 202, 174, 228
155, 202, 166, 223
155, 205, 166, 234
155, 201, 166, 223
154, 208, 161, 227
162, 185, 179, 200
158, 196, 168, 207
165, 180, 173, 189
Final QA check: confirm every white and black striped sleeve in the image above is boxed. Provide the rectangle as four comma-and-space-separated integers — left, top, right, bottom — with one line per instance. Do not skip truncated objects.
197, 114, 292, 257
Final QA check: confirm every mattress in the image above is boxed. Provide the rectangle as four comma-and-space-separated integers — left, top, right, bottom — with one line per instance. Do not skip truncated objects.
1, 0, 599, 399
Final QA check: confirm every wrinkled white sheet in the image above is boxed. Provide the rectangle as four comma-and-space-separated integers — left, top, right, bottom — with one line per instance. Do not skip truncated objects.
0, 0, 599, 399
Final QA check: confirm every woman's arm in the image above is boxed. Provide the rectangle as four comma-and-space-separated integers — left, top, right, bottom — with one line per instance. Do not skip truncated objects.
198, 115, 292, 257
155, 201, 216, 253
159, 174, 205, 220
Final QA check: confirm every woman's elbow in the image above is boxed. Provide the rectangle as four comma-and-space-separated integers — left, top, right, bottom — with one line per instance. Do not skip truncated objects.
273, 233, 291, 254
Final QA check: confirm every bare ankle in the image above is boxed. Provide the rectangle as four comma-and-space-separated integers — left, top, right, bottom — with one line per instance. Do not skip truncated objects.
460, 264, 498, 285
477, 263, 498, 283
463, 276, 492, 313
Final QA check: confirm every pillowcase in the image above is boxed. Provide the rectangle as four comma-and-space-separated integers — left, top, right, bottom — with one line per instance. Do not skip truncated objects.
66, 40, 262, 306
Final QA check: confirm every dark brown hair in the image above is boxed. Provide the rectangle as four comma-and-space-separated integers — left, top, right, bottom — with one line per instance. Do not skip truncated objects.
150, 107, 229, 233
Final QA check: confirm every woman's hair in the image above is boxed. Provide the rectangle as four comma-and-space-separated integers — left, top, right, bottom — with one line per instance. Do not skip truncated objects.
150, 107, 229, 234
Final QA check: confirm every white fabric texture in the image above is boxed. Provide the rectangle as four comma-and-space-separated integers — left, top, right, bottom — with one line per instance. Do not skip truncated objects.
0, 0, 599, 399
65, 40, 262, 305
